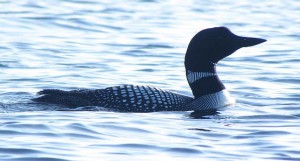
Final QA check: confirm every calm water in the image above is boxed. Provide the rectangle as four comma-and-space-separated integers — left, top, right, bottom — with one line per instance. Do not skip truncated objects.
0, 0, 300, 160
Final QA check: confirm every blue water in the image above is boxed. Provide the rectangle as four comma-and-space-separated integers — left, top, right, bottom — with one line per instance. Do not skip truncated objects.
1, 0, 300, 160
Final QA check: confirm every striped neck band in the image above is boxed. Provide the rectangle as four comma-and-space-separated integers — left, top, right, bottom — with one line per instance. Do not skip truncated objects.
187, 70, 216, 84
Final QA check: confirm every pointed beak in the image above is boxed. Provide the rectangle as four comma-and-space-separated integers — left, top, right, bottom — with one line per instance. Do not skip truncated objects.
235, 36, 267, 48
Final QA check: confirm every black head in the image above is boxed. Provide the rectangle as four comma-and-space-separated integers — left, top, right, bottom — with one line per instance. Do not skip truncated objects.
185, 27, 266, 71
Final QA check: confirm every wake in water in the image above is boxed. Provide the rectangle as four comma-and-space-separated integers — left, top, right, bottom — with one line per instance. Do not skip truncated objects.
0, 92, 114, 112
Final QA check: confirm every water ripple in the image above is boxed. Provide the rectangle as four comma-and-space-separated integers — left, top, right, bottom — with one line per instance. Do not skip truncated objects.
0, 0, 300, 160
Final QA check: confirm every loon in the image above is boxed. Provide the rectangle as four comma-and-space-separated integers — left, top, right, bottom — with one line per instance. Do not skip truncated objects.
33, 27, 266, 112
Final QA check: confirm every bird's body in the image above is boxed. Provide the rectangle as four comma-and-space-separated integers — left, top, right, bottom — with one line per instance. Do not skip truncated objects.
35, 84, 235, 112
33, 27, 266, 112
36, 85, 193, 112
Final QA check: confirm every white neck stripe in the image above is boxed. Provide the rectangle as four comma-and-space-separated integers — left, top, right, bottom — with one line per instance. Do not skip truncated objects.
187, 70, 216, 83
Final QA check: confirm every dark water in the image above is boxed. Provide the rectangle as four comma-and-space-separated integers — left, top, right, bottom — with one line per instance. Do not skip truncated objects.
1, 0, 300, 160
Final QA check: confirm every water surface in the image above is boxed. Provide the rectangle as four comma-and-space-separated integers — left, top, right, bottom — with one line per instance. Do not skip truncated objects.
0, 0, 300, 160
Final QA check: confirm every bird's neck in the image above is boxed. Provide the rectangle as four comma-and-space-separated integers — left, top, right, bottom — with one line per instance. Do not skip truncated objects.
185, 62, 225, 98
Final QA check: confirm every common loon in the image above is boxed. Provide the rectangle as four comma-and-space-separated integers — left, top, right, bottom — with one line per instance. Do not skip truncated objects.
33, 27, 266, 112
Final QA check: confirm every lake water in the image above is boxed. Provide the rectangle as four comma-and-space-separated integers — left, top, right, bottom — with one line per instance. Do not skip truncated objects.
0, 0, 300, 160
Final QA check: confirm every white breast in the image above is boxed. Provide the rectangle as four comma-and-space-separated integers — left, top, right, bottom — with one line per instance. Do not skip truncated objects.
188, 90, 235, 111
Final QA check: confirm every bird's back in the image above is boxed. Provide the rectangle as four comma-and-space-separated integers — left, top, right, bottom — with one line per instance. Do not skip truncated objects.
33, 85, 194, 112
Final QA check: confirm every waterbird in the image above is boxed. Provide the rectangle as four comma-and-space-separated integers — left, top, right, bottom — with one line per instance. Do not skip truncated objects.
33, 27, 266, 112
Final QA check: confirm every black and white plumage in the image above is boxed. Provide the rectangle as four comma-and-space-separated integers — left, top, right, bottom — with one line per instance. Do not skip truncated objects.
35, 85, 193, 112
187, 90, 235, 111
33, 27, 266, 112
186, 71, 217, 84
